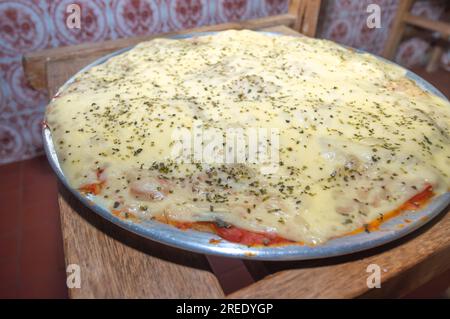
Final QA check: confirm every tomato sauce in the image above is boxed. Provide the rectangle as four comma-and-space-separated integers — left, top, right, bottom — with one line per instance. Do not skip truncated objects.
82, 182, 435, 247
348, 184, 434, 235
181, 185, 434, 246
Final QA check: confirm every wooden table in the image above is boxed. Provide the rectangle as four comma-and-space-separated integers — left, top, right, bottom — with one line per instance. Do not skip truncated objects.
24, 22, 450, 298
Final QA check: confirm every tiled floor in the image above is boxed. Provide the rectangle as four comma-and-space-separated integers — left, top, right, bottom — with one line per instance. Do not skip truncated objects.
0, 157, 68, 298
0, 67, 449, 298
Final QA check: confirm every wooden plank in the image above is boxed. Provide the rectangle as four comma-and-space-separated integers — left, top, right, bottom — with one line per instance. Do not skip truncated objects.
288, 0, 307, 32
261, 25, 304, 37
426, 45, 444, 73
302, 0, 321, 37
48, 63, 224, 299
404, 14, 450, 38
46, 56, 108, 97
229, 207, 450, 298
382, 0, 415, 59
288, 0, 321, 37
24, 14, 296, 92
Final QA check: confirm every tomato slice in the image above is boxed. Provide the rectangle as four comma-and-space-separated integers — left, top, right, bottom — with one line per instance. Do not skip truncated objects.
79, 168, 106, 195
213, 224, 293, 246
404, 184, 433, 209
79, 182, 104, 195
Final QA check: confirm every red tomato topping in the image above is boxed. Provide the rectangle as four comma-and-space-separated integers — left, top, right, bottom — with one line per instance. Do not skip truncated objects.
405, 184, 433, 209
212, 224, 293, 246
79, 182, 104, 195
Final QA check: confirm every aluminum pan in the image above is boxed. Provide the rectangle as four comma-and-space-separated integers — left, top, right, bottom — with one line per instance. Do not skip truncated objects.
43, 31, 450, 260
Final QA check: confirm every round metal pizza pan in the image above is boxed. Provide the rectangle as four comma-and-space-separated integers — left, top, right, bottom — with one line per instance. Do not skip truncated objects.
43, 31, 450, 260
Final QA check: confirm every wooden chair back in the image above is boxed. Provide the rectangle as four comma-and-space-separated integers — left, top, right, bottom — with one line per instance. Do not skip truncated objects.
383, 0, 450, 72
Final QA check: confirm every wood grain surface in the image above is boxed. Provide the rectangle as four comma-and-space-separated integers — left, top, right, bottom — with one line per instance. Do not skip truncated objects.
30, 24, 450, 299
288, 0, 321, 37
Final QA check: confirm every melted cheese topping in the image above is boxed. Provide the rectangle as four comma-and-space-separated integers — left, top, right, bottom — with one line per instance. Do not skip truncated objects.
46, 30, 450, 244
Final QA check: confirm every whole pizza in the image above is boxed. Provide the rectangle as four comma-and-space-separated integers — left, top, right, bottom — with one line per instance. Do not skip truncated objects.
46, 30, 450, 246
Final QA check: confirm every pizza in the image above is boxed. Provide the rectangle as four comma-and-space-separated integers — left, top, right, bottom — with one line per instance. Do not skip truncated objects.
45, 30, 450, 246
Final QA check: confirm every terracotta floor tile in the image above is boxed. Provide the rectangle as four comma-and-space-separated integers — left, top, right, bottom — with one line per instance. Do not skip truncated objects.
0, 258, 18, 289
0, 156, 66, 298
19, 220, 65, 285
22, 197, 60, 231
0, 283, 19, 299
0, 231, 19, 261
0, 189, 21, 236
23, 171, 57, 205
0, 161, 22, 194
18, 270, 68, 299
22, 156, 54, 184
22, 156, 58, 207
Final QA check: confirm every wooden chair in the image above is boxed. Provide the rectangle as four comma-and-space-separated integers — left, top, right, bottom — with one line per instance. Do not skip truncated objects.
23, 0, 450, 298
383, 0, 450, 72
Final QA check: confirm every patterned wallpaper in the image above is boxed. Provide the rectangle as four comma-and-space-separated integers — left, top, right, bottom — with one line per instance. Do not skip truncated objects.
0, 0, 447, 165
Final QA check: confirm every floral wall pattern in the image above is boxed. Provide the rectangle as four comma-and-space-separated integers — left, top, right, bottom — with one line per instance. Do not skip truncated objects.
0, 0, 447, 165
